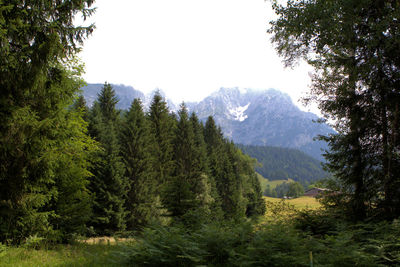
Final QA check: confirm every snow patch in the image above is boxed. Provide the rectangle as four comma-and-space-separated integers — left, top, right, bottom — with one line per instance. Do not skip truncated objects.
228, 103, 250, 122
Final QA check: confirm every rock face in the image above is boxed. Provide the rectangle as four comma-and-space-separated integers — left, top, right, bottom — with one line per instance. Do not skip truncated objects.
80, 84, 334, 161
190, 88, 333, 161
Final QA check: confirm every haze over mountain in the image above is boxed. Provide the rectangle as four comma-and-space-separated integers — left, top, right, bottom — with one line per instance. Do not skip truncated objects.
80, 84, 334, 160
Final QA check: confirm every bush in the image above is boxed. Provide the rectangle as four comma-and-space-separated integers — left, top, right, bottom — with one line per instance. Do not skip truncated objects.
119, 217, 400, 266
124, 226, 205, 266
234, 223, 309, 267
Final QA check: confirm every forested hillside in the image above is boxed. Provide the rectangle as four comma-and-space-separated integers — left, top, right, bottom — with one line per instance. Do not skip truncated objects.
238, 145, 327, 184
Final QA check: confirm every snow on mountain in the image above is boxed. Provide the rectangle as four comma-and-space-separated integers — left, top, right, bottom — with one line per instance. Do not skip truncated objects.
228, 103, 250, 122
80, 84, 334, 161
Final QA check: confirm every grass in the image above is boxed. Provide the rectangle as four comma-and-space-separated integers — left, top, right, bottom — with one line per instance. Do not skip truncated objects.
0, 243, 124, 267
264, 196, 321, 210
256, 173, 293, 191
262, 196, 322, 223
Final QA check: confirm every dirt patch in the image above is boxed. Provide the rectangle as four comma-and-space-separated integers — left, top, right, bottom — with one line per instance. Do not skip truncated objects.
81, 236, 133, 244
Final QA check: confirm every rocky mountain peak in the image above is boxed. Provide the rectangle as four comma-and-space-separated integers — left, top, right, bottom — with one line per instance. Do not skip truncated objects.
80, 84, 333, 161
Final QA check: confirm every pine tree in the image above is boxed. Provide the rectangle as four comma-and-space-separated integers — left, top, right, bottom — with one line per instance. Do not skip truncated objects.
50, 101, 98, 242
0, 1, 95, 243
190, 113, 219, 217
164, 104, 213, 222
147, 92, 175, 206
120, 99, 158, 230
72, 95, 89, 122
204, 117, 241, 219
88, 82, 127, 235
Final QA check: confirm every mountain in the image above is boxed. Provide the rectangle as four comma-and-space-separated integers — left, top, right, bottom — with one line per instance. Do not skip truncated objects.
80, 84, 334, 160
238, 144, 328, 185
80, 84, 177, 111
190, 87, 334, 161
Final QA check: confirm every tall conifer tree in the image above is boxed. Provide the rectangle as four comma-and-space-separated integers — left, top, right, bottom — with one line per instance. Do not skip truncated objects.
88, 82, 127, 235
120, 99, 158, 229
0, 1, 95, 243
164, 105, 212, 220
147, 92, 175, 205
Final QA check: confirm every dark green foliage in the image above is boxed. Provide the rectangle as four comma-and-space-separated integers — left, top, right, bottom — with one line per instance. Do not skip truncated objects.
124, 225, 206, 267
269, 182, 304, 198
234, 224, 309, 267
49, 106, 98, 243
204, 117, 265, 220
0, 0, 95, 244
72, 95, 89, 121
269, 0, 400, 219
164, 104, 213, 222
88, 83, 127, 235
120, 99, 159, 230
238, 145, 327, 185
120, 217, 400, 267
147, 92, 175, 189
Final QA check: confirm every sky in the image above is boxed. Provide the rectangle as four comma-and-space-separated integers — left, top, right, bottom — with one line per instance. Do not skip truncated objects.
79, 0, 316, 112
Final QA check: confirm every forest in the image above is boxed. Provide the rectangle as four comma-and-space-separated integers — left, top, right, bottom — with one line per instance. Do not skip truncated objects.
1, 0, 400, 266
238, 144, 328, 185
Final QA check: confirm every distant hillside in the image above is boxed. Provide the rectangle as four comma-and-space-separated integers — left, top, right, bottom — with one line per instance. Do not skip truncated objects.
238, 145, 328, 185
191, 88, 334, 161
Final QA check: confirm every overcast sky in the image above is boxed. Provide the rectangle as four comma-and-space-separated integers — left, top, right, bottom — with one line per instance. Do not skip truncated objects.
79, 0, 315, 112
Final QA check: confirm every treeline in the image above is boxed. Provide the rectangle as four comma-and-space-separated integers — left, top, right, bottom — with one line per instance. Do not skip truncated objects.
238, 145, 327, 185
0, 81, 265, 244
263, 181, 304, 198
82, 83, 265, 236
0, 2, 264, 244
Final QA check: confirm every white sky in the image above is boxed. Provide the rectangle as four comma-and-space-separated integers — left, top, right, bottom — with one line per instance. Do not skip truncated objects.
79, 0, 316, 112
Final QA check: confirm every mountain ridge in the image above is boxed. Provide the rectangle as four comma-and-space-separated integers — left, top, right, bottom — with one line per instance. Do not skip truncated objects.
80, 84, 333, 161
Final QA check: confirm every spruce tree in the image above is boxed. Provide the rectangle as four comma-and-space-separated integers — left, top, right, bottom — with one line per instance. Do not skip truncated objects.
50, 101, 98, 242
0, 1, 95, 243
120, 99, 158, 229
164, 104, 213, 221
147, 92, 175, 207
204, 117, 241, 219
88, 82, 127, 235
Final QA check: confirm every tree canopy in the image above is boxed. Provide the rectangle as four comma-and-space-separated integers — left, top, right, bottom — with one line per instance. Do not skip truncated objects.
269, 0, 400, 219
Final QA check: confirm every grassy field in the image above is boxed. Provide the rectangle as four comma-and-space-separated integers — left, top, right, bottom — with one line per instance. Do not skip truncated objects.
0, 243, 124, 267
262, 196, 322, 223
256, 173, 293, 191
264, 196, 321, 210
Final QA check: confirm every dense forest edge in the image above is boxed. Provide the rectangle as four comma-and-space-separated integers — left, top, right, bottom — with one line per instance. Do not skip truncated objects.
238, 144, 328, 184
1, 0, 400, 266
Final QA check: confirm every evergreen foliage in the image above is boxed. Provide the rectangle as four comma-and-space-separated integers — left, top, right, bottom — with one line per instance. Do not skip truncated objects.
238, 145, 327, 185
147, 92, 175, 191
204, 117, 265, 219
87, 83, 127, 235
267, 182, 305, 198
0, 1, 95, 244
119, 99, 158, 230
269, 0, 400, 219
164, 104, 213, 221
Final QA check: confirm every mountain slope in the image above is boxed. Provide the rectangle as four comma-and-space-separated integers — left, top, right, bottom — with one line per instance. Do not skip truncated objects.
191, 87, 334, 161
80, 84, 334, 160
238, 145, 327, 185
